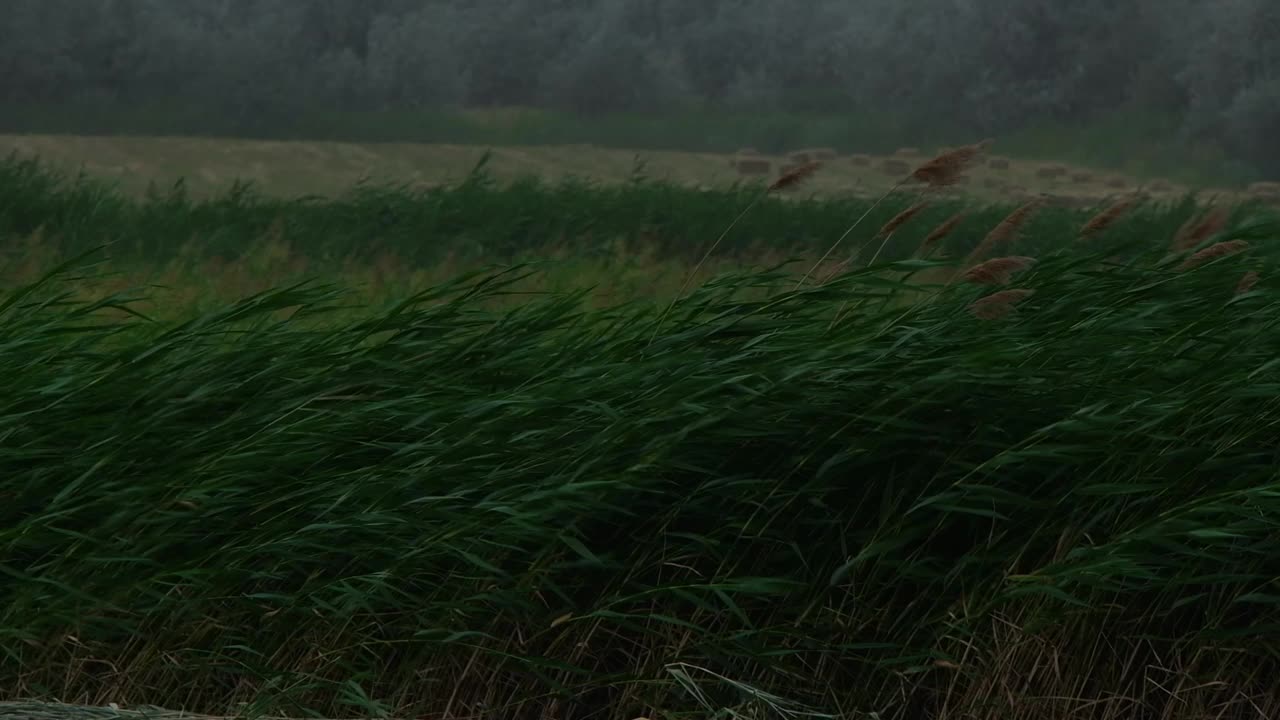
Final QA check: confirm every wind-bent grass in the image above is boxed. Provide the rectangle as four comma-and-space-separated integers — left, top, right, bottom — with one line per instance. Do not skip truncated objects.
3, 193, 1280, 719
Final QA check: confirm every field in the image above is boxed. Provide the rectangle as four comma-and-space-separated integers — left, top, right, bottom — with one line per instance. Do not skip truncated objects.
8, 131, 1279, 208
3, 144, 1280, 720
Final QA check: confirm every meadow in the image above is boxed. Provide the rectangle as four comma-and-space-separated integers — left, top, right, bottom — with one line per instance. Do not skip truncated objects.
3, 149, 1280, 720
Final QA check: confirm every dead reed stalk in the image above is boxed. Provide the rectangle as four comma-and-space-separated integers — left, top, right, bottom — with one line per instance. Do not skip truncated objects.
969, 288, 1035, 320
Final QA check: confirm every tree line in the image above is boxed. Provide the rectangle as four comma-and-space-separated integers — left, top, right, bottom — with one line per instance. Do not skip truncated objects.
3, 0, 1278, 171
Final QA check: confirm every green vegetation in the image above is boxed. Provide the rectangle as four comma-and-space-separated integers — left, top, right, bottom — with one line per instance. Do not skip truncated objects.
3, 156, 1280, 719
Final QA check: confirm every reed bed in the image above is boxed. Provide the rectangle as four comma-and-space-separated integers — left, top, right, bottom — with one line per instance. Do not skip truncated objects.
2, 154, 1280, 720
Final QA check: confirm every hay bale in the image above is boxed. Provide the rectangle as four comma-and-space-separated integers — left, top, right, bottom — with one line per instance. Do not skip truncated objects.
1035, 164, 1067, 180
849, 154, 872, 167
788, 147, 838, 162
734, 158, 772, 176
987, 157, 1010, 170
881, 158, 911, 176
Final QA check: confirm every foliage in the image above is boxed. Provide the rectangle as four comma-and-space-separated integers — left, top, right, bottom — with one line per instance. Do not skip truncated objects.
2, 154, 1280, 719
2, 0, 1280, 176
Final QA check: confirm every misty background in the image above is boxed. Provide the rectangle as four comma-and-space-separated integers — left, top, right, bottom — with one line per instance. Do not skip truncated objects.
3, 0, 1279, 181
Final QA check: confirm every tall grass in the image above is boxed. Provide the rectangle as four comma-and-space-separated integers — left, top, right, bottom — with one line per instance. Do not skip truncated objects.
3, 156, 1280, 719
0, 153, 1219, 275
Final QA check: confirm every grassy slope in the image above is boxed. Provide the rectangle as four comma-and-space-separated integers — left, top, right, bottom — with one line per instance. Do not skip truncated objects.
3, 157, 1280, 718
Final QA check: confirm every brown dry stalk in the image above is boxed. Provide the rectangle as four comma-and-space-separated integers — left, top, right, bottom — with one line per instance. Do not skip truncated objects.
962, 256, 1037, 285
911, 140, 992, 187
917, 211, 967, 256
877, 200, 929, 237
969, 288, 1035, 320
966, 199, 1042, 264
1171, 206, 1231, 252
1236, 270, 1260, 295
1177, 239, 1249, 271
769, 161, 822, 192
1079, 194, 1142, 237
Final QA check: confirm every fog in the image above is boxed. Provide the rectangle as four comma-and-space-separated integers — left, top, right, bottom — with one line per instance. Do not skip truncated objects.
3, 0, 1278, 175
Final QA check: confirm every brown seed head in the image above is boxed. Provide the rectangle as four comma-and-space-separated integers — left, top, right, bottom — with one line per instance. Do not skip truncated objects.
916, 211, 967, 256
969, 288, 1035, 320
911, 139, 992, 187
1236, 270, 1260, 295
1171, 206, 1231, 252
1178, 239, 1249, 271
816, 257, 854, 285
768, 161, 822, 192
962, 256, 1037, 285
966, 198, 1042, 264
1080, 194, 1143, 237
877, 200, 929, 237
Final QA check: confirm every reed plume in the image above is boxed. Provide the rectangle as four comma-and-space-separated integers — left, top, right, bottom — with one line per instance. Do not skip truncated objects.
916, 211, 967, 257
1236, 270, 1260, 295
797, 139, 994, 288
769, 161, 822, 193
962, 256, 1036, 285
1178, 239, 1249, 271
969, 288, 1035, 320
1079, 194, 1142, 238
1171, 206, 1231, 252
911, 140, 992, 187
965, 198, 1042, 264
877, 200, 929, 237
